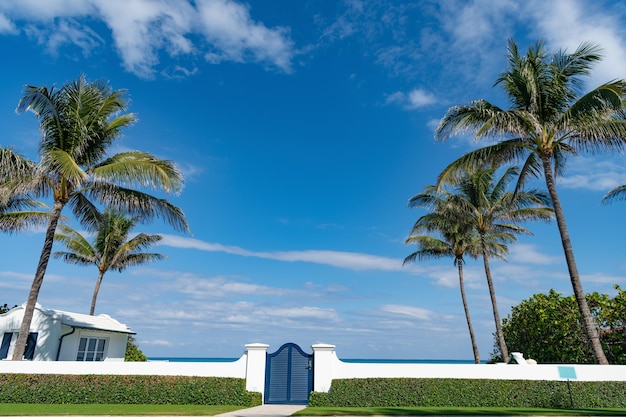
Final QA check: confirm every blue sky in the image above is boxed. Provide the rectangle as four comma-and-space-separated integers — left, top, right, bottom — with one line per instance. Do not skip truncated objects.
2, 0, 626, 361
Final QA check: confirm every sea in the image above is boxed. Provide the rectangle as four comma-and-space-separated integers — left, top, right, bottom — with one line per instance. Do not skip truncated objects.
148, 357, 481, 364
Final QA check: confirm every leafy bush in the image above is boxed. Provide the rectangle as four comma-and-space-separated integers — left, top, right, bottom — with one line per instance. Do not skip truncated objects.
0, 375, 261, 406
309, 378, 626, 409
124, 336, 147, 362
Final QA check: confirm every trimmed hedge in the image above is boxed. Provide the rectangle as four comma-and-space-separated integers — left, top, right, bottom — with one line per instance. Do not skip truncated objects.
0, 374, 262, 406
309, 378, 626, 408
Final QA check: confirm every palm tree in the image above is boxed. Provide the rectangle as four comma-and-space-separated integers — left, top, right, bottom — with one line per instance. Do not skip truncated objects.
437, 166, 553, 363
3, 75, 189, 360
54, 209, 165, 315
435, 39, 626, 364
404, 185, 493, 363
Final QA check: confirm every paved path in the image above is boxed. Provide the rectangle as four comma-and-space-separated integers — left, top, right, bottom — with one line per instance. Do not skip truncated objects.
213, 404, 307, 417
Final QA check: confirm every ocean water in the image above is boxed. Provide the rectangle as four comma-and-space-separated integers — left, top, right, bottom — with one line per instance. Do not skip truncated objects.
149, 357, 480, 364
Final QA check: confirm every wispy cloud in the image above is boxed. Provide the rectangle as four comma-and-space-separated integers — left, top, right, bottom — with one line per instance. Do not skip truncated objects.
508, 243, 562, 265
160, 234, 416, 272
558, 156, 626, 192
0, 0, 295, 78
381, 304, 434, 320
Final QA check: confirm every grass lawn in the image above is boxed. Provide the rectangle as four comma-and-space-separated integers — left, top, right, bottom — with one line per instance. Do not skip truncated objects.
295, 407, 626, 416
0, 404, 246, 416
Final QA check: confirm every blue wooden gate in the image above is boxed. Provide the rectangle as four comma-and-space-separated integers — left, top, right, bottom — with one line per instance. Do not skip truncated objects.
264, 343, 313, 404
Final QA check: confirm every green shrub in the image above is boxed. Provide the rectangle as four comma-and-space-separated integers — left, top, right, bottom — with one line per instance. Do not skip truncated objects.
0, 375, 261, 406
309, 378, 626, 409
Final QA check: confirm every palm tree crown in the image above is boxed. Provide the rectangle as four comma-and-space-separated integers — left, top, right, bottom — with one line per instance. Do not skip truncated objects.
405, 184, 502, 364
3, 75, 189, 360
435, 39, 626, 364
54, 209, 165, 315
431, 165, 553, 362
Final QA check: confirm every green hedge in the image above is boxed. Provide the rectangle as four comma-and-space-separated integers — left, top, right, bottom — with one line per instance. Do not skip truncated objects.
309, 378, 626, 408
0, 375, 262, 406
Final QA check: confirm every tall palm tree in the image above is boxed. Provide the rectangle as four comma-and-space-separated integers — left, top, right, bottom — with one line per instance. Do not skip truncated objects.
435, 39, 626, 364
54, 209, 165, 315
437, 166, 553, 362
404, 185, 495, 363
3, 75, 189, 360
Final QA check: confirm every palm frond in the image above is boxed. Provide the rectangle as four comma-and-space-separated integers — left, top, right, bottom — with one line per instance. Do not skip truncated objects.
112, 253, 166, 272
91, 151, 184, 195
601, 185, 626, 205
87, 183, 189, 232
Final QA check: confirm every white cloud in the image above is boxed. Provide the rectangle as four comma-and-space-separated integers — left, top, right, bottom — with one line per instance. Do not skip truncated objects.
528, 0, 626, 87
385, 88, 436, 110
196, 0, 293, 72
172, 275, 291, 298
160, 234, 414, 272
0, 13, 16, 33
143, 339, 174, 346
262, 306, 339, 321
508, 244, 562, 266
0, 0, 295, 78
381, 304, 433, 320
580, 272, 626, 286
558, 156, 626, 192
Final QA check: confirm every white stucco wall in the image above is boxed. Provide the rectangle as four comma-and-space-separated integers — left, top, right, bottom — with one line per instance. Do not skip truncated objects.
1, 308, 64, 360
312, 344, 626, 392
0, 354, 248, 377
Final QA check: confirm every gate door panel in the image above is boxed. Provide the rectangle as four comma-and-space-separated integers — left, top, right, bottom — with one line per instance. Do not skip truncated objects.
264, 343, 313, 404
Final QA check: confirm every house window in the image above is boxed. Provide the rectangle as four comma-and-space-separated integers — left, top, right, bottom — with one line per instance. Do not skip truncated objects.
24, 332, 38, 360
1, 332, 38, 360
76, 337, 107, 361
0, 333, 12, 359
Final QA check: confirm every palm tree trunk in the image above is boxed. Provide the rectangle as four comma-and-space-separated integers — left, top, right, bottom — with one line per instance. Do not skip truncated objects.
540, 154, 608, 364
481, 235, 508, 363
90, 271, 106, 315
12, 201, 64, 360
458, 260, 480, 363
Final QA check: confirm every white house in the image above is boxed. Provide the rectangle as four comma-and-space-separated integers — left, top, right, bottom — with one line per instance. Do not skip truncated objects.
0, 303, 134, 361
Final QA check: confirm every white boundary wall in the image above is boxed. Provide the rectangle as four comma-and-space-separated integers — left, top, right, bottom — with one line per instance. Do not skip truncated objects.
2, 342, 625, 399
0, 343, 268, 396
311, 344, 626, 393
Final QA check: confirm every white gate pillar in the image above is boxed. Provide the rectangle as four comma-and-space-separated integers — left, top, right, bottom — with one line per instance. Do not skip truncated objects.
312, 343, 336, 393
244, 343, 269, 397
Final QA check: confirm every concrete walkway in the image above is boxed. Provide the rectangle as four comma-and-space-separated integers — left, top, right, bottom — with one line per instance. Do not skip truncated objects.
213, 404, 307, 417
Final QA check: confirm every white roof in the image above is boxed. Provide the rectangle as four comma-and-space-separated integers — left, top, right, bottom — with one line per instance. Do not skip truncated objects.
35, 304, 135, 334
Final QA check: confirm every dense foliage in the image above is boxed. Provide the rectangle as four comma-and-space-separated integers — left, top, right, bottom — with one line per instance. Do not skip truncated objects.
309, 378, 626, 408
124, 335, 147, 362
496, 287, 626, 364
0, 375, 261, 406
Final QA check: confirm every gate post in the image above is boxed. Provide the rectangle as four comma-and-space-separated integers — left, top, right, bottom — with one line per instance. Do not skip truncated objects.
312, 343, 336, 393
245, 343, 269, 397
